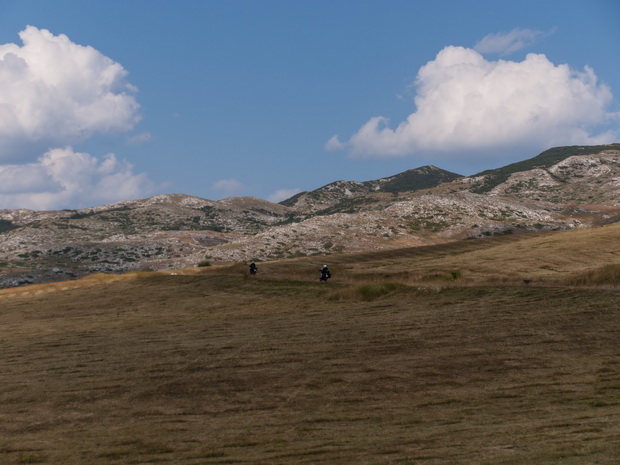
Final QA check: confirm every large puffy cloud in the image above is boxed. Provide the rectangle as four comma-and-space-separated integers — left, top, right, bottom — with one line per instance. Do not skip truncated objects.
330, 46, 618, 160
0, 27, 155, 210
0, 147, 155, 210
0, 26, 141, 162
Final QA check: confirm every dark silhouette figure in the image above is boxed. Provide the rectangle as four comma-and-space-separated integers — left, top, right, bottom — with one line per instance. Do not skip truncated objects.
320, 265, 331, 282
249, 262, 258, 275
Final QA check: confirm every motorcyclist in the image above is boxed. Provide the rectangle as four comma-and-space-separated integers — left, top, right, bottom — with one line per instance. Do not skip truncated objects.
249, 262, 258, 275
320, 265, 331, 282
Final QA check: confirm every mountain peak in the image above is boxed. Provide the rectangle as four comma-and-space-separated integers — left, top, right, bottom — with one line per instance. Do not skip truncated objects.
378, 165, 462, 193
280, 165, 462, 212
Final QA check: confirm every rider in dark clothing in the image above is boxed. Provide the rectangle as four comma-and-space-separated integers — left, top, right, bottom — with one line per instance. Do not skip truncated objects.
249, 262, 258, 275
320, 265, 331, 282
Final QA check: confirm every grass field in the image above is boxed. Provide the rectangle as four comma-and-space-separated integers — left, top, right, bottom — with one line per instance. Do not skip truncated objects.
1, 225, 619, 464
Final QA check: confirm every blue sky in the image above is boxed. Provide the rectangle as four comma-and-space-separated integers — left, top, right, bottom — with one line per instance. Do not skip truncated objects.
0, 0, 618, 209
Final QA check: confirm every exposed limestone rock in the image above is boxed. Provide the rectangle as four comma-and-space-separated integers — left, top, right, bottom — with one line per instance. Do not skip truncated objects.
1, 145, 620, 287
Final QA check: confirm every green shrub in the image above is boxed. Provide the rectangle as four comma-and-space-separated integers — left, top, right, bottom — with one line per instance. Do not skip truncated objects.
420, 270, 463, 282
448, 270, 462, 280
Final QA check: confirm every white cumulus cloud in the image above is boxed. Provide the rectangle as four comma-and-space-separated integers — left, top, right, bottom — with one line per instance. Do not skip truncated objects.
0, 26, 155, 210
0, 26, 141, 162
0, 147, 156, 210
333, 46, 618, 162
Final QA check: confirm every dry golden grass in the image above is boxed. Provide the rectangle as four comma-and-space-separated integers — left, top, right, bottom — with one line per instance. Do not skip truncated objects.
1, 225, 619, 464
330, 223, 620, 288
568, 264, 620, 287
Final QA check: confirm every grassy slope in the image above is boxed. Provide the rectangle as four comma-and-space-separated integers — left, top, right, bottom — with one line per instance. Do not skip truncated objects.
341, 223, 620, 285
0, 225, 619, 465
256, 223, 620, 287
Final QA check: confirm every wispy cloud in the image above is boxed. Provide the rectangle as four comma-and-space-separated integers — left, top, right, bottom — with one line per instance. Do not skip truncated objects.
268, 188, 301, 203
126, 132, 153, 145
330, 45, 617, 161
212, 178, 245, 197
0, 26, 155, 209
474, 28, 553, 56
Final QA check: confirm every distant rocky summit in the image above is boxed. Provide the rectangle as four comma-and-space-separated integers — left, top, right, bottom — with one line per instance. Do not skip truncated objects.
1, 144, 619, 287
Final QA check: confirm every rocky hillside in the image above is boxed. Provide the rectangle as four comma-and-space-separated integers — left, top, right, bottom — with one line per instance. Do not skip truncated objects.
281, 165, 462, 216
0, 194, 295, 286
1, 144, 619, 287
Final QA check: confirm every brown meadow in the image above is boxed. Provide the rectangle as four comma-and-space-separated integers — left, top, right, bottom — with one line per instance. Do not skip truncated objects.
1, 224, 619, 464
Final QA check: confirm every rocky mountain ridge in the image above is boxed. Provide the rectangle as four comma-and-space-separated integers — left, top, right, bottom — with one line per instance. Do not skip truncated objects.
1, 144, 619, 287
280, 165, 463, 216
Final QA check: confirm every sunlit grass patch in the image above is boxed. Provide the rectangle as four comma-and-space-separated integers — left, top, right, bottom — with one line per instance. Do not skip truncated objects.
568, 263, 620, 287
